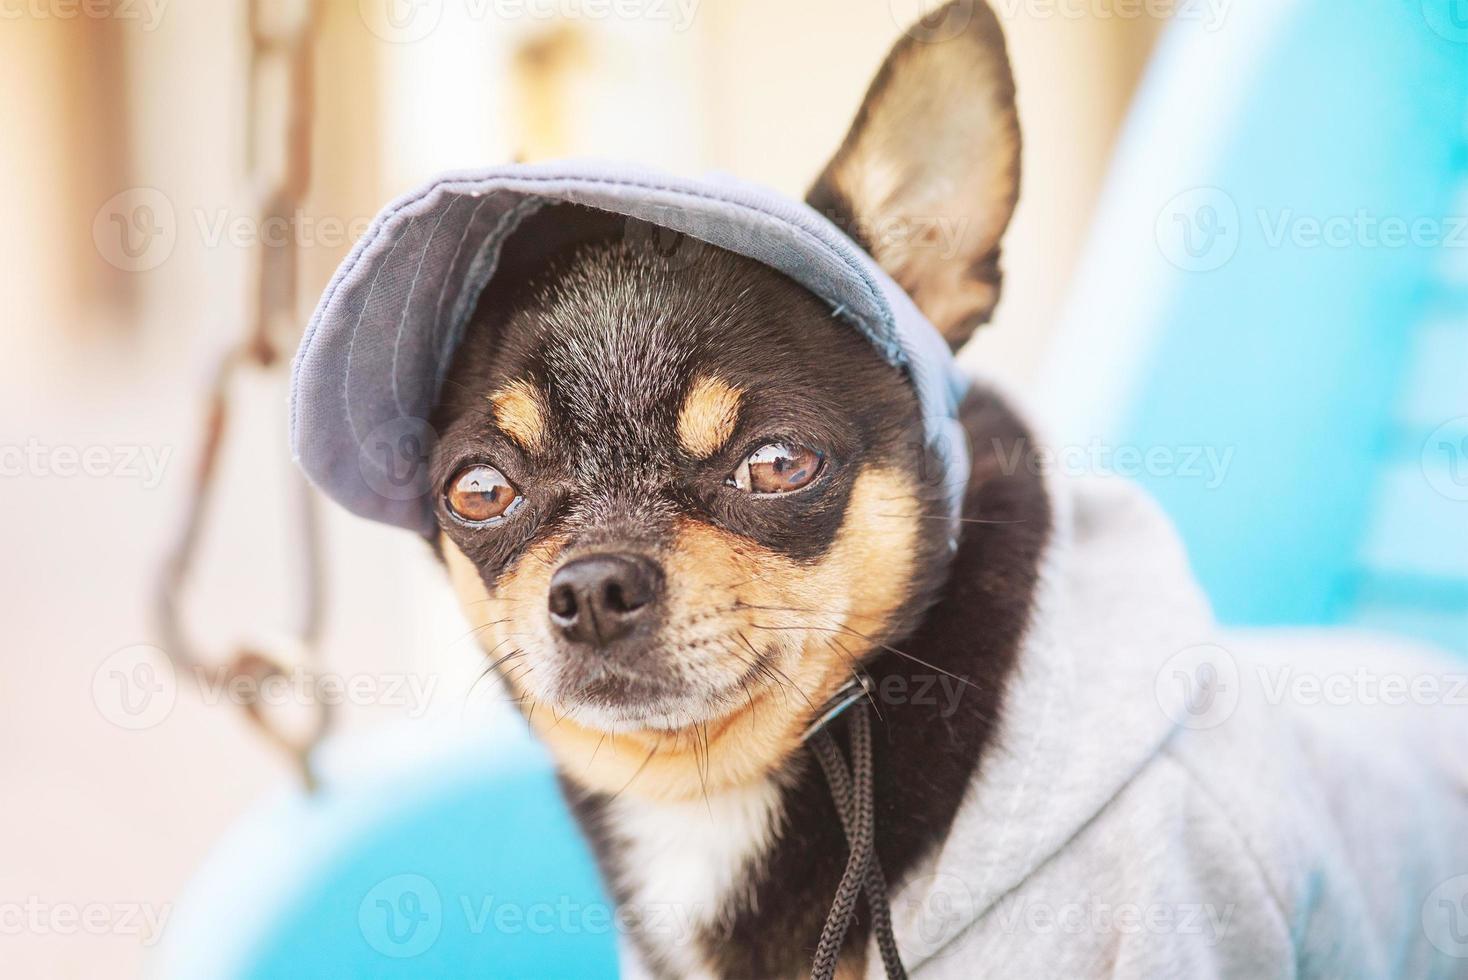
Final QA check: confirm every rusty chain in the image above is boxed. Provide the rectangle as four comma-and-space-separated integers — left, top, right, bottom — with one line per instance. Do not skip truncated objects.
155, 0, 329, 791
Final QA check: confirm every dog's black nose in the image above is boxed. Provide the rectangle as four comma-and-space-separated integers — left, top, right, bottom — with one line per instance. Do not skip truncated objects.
548, 553, 663, 647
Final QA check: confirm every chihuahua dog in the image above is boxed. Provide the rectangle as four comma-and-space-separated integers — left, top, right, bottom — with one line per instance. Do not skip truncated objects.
285, 0, 1468, 973
426, 4, 1038, 976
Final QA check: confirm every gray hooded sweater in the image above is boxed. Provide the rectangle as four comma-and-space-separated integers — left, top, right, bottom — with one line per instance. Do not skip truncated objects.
875, 471, 1468, 978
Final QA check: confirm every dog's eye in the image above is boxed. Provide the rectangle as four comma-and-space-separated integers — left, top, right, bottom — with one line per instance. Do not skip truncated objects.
445, 464, 520, 524
730, 443, 824, 495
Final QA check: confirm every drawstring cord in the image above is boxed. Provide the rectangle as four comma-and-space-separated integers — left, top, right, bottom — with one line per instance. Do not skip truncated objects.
808, 700, 908, 980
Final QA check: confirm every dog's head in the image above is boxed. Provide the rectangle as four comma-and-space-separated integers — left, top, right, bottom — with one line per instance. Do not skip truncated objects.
431, 0, 1019, 799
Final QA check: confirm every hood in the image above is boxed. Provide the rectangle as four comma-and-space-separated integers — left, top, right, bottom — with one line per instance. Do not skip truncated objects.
886, 469, 1219, 969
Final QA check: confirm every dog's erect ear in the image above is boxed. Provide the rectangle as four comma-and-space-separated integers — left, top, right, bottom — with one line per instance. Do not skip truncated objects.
807, 0, 1020, 350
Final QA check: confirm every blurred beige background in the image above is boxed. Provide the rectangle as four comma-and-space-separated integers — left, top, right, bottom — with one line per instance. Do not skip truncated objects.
0, 1, 1163, 976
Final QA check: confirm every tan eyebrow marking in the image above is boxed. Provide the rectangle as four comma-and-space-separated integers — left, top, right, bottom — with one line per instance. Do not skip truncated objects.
489, 380, 548, 452
676, 375, 743, 459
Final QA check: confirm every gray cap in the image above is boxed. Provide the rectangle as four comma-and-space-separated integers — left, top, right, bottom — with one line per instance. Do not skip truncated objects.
290, 160, 971, 536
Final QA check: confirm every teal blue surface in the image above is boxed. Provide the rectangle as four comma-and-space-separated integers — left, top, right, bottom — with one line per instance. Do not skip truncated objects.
1116, 0, 1468, 650
239, 739, 618, 980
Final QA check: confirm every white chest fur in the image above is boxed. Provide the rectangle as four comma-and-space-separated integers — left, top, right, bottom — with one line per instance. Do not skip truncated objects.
607, 778, 785, 977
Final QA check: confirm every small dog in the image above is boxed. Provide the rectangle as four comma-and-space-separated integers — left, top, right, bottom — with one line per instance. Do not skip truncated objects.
428, 4, 1033, 974
387, 2, 1468, 978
